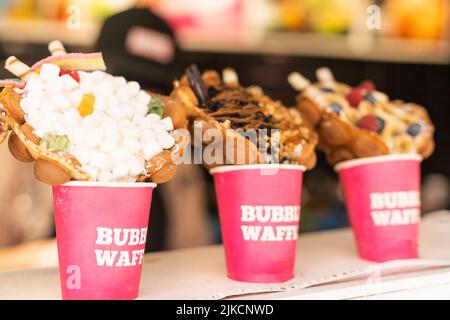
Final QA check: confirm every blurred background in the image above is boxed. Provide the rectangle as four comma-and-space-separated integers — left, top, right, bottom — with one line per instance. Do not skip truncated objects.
0, 0, 448, 270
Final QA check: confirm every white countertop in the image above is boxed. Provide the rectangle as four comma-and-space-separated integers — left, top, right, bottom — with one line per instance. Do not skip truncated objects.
0, 211, 449, 300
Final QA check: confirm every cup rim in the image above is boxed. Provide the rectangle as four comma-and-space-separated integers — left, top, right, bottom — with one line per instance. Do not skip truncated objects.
58, 181, 157, 188
209, 163, 306, 174
334, 154, 422, 172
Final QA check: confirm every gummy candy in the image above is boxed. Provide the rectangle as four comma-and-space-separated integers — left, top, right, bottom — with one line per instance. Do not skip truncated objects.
78, 93, 95, 117
59, 69, 80, 83
148, 97, 163, 118
40, 133, 71, 151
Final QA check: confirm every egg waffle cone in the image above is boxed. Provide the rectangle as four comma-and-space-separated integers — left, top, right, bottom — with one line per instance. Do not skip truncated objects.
289, 68, 435, 165
0, 41, 188, 185
171, 66, 317, 169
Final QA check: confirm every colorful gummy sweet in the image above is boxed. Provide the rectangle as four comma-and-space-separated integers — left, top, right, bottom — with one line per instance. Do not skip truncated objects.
78, 93, 95, 117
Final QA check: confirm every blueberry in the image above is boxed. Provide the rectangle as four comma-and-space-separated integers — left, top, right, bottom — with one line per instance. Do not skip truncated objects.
376, 117, 385, 133
364, 92, 376, 104
330, 103, 343, 114
321, 87, 334, 93
407, 123, 422, 137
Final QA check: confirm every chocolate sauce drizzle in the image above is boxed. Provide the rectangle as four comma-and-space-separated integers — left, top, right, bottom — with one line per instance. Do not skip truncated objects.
186, 65, 273, 131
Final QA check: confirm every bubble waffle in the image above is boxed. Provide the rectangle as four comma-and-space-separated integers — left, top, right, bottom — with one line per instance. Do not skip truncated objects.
171, 65, 318, 169
0, 41, 187, 185
288, 68, 435, 165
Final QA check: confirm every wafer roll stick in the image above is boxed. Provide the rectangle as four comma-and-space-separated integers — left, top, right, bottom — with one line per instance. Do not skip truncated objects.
316, 67, 335, 88
223, 68, 239, 86
5, 57, 38, 81
48, 40, 67, 56
288, 72, 310, 92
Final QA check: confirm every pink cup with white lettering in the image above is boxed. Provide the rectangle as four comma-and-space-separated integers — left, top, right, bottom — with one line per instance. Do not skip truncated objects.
336, 155, 422, 262
52, 181, 155, 300
211, 164, 305, 283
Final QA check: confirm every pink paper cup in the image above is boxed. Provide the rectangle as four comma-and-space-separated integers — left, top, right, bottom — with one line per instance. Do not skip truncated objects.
210, 164, 305, 283
335, 154, 422, 262
52, 181, 155, 300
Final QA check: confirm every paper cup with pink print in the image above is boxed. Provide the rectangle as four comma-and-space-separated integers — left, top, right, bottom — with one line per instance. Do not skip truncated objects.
336, 154, 422, 262
52, 181, 155, 300
211, 164, 305, 283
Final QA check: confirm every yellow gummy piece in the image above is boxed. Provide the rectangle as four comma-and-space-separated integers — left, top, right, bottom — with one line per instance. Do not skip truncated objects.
78, 93, 95, 117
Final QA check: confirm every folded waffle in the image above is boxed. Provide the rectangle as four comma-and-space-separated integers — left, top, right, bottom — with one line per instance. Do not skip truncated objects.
0, 41, 188, 185
171, 65, 318, 169
288, 68, 435, 165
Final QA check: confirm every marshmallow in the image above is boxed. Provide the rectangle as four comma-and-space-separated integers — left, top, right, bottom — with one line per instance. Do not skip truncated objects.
63, 109, 81, 128
156, 130, 175, 149
80, 77, 94, 93
117, 89, 130, 103
25, 91, 44, 107
112, 163, 129, 179
146, 113, 161, 122
91, 70, 106, 82
98, 170, 114, 182
143, 138, 163, 160
78, 71, 89, 81
137, 91, 151, 105
133, 103, 148, 119
89, 151, 108, 170
107, 95, 119, 108
39, 63, 60, 82
91, 110, 107, 123
66, 127, 84, 145
85, 127, 103, 148
120, 126, 140, 140
60, 74, 79, 91
81, 165, 99, 180
24, 78, 45, 93
45, 77, 63, 94
140, 129, 155, 143
127, 158, 145, 176
108, 104, 126, 120
122, 105, 135, 120
112, 147, 132, 163
51, 93, 71, 112
92, 95, 106, 113
123, 137, 141, 154
114, 76, 127, 89
69, 89, 83, 106
101, 123, 121, 142
99, 139, 118, 153
81, 116, 99, 130
72, 147, 91, 165
160, 117, 174, 131
94, 80, 114, 97
126, 81, 140, 96
20, 98, 32, 114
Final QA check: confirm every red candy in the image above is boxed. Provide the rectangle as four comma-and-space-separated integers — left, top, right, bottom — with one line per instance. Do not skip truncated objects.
356, 115, 378, 132
358, 80, 375, 91
346, 89, 363, 108
59, 69, 80, 83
